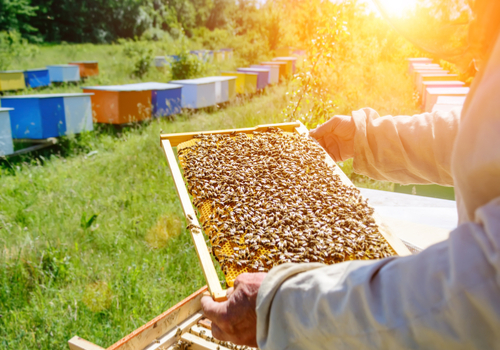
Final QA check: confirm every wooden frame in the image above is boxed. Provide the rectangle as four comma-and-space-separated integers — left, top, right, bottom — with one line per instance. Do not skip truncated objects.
160, 121, 411, 300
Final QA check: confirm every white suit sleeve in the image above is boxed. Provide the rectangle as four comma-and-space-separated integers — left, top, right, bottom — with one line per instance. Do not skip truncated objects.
256, 198, 500, 350
350, 107, 460, 186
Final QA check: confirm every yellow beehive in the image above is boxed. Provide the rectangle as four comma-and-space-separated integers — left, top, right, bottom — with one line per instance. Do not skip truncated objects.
0, 71, 26, 91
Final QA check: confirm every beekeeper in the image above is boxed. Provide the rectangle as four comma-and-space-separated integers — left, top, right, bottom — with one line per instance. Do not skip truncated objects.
202, 1, 500, 348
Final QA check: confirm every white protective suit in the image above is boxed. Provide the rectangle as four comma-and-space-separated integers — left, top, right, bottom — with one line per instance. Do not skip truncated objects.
255, 18, 500, 350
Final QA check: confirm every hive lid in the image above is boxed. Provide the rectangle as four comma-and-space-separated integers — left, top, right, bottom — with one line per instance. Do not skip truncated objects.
46, 64, 80, 68
83, 82, 182, 91
0, 93, 93, 99
273, 57, 298, 61
25, 68, 49, 72
203, 76, 237, 82
170, 77, 218, 85
237, 68, 269, 72
0, 107, 14, 111
426, 87, 470, 94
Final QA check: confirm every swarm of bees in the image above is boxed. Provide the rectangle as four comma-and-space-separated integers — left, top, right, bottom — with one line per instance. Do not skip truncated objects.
178, 128, 394, 286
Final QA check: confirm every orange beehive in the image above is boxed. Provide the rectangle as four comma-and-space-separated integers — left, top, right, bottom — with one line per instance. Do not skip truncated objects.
83, 85, 151, 124
69, 61, 99, 78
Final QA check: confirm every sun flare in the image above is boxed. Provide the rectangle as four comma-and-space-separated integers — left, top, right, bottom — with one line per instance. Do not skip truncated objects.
375, 0, 418, 17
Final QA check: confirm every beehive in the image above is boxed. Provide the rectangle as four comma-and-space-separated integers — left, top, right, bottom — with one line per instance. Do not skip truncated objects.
273, 57, 297, 75
221, 72, 257, 94
1, 93, 93, 139
261, 61, 288, 80
0, 108, 14, 156
170, 78, 217, 109
69, 61, 99, 78
237, 68, 268, 90
0, 71, 26, 91
47, 65, 80, 83
250, 65, 279, 84
176, 129, 397, 287
24, 68, 50, 88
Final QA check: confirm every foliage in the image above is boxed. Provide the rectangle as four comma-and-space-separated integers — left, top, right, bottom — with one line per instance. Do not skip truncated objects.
0, 0, 37, 39
170, 51, 205, 80
121, 39, 155, 78
0, 30, 37, 70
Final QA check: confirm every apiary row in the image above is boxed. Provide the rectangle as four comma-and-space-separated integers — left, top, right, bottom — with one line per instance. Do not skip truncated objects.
0, 56, 298, 156
0, 62, 99, 91
407, 58, 468, 112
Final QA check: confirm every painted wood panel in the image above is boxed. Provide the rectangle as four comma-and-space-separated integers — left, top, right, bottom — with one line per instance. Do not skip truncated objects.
273, 57, 297, 74
69, 61, 99, 78
424, 87, 469, 112
1, 93, 93, 139
416, 74, 459, 93
47, 65, 80, 83
0, 108, 14, 156
170, 78, 217, 108
237, 68, 268, 90
24, 68, 50, 88
261, 61, 287, 80
0, 71, 26, 91
251, 65, 279, 84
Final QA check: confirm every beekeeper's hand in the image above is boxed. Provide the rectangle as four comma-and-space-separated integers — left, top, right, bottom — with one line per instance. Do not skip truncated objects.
309, 115, 356, 162
201, 272, 267, 347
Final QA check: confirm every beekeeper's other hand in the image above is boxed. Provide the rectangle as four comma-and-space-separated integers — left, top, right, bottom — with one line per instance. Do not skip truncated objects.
309, 115, 355, 162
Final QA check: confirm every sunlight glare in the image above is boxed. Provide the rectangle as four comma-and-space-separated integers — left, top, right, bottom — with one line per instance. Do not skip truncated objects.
375, 0, 418, 17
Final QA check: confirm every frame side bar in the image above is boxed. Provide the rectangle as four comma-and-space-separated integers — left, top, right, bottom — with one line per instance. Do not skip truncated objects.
161, 140, 226, 301
160, 122, 300, 146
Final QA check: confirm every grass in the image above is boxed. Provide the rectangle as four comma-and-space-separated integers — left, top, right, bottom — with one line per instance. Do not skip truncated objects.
0, 34, 420, 349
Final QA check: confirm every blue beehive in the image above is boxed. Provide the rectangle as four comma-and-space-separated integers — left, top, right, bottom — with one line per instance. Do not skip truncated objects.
237, 68, 269, 90
24, 68, 50, 88
1, 93, 93, 139
47, 65, 80, 83
170, 78, 217, 109
124, 82, 183, 117
0, 107, 14, 156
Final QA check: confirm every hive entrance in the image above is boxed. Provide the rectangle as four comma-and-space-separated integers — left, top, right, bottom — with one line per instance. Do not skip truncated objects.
177, 128, 395, 287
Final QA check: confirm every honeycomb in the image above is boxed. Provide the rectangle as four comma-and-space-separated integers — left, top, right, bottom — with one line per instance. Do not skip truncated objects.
176, 131, 395, 287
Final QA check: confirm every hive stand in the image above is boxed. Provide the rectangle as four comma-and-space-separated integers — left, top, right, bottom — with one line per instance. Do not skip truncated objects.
160, 121, 411, 301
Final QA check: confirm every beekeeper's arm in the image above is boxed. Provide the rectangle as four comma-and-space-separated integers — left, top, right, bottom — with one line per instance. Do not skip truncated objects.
309, 108, 460, 186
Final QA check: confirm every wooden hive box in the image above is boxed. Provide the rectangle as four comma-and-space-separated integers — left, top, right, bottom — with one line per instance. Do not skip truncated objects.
214, 50, 225, 62
424, 87, 469, 112
24, 68, 50, 88
407, 57, 433, 73
273, 57, 298, 75
431, 95, 466, 113
69, 61, 99, 78
154, 56, 169, 68
420, 80, 465, 97
416, 73, 459, 93
82, 84, 153, 124
170, 78, 217, 109
0, 107, 14, 156
47, 65, 80, 83
159, 121, 411, 300
237, 68, 268, 90
413, 69, 448, 85
221, 71, 257, 95
123, 82, 183, 118
220, 48, 233, 60
1, 93, 93, 139
0, 70, 26, 91
261, 61, 288, 80
206, 76, 237, 103
250, 65, 279, 84
409, 63, 441, 74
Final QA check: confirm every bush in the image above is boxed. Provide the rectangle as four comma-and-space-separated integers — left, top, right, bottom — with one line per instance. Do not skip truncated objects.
0, 30, 37, 70
120, 38, 154, 79
170, 51, 205, 80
